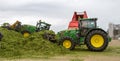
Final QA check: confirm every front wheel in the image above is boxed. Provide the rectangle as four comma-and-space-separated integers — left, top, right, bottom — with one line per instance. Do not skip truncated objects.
60, 37, 75, 50
85, 30, 108, 51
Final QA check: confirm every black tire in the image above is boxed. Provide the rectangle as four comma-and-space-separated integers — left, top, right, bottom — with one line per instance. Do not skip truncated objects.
85, 30, 108, 51
60, 37, 75, 50
21, 30, 31, 37
21, 30, 30, 34
43, 33, 56, 43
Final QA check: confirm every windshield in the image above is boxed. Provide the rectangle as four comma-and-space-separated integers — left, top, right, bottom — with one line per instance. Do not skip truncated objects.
41, 23, 46, 27
81, 20, 96, 28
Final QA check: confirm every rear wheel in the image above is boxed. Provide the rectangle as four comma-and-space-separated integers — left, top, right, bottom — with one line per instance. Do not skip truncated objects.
22, 31, 31, 38
61, 37, 75, 50
85, 30, 108, 51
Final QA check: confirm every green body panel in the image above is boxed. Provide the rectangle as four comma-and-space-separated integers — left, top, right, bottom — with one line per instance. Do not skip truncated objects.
79, 37, 85, 44
21, 25, 36, 33
108, 36, 112, 42
63, 30, 78, 41
20, 21, 51, 33
58, 30, 85, 44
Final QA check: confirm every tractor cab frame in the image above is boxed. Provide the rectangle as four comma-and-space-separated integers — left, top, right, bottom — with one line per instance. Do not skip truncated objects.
79, 18, 97, 28
78, 18, 97, 36
36, 20, 51, 32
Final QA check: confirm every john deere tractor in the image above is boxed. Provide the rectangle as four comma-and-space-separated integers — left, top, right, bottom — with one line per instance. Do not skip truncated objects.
20, 20, 51, 38
2, 20, 56, 42
58, 18, 111, 51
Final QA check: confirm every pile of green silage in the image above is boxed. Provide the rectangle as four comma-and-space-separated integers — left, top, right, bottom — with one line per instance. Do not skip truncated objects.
0, 27, 69, 58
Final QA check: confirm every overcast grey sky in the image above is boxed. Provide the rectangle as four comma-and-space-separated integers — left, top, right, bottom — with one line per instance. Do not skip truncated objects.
0, 0, 120, 32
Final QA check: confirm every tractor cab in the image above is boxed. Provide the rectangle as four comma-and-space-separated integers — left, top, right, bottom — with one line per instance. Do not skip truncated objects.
36, 20, 51, 32
78, 18, 97, 36
79, 18, 97, 28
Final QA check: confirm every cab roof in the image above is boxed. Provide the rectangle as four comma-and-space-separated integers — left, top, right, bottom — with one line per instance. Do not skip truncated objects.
79, 18, 97, 21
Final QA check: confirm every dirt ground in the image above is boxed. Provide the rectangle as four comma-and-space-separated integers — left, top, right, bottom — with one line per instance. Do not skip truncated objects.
84, 40, 120, 61
109, 40, 120, 46
1, 40, 120, 61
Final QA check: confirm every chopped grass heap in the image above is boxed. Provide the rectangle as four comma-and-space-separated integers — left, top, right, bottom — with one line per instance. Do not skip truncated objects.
0, 27, 69, 58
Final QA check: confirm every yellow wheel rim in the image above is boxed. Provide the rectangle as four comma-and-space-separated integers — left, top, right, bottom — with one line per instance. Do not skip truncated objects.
23, 32, 30, 38
63, 40, 71, 48
90, 35, 104, 48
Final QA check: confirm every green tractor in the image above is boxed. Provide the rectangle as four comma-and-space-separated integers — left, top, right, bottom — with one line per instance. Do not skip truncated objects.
19, 20, 51, 38
2, 20, 56, 42
58, 18, 111, 51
